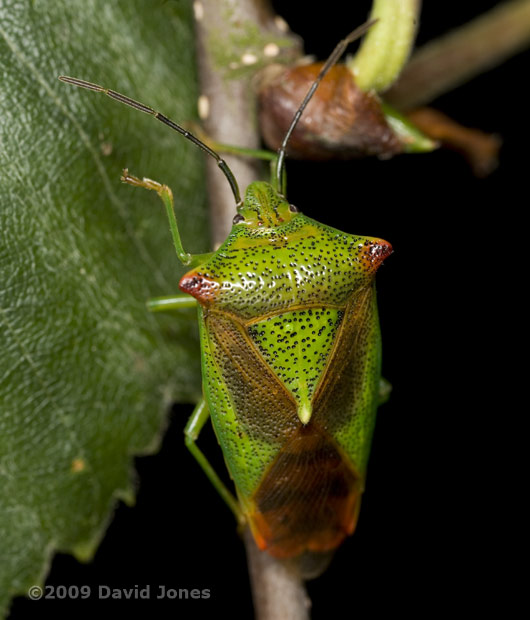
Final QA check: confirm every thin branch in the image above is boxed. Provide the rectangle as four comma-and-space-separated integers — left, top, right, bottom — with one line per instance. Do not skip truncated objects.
193, 1, 308, 618
244, 528, 311, 620
386, 0, 530, 110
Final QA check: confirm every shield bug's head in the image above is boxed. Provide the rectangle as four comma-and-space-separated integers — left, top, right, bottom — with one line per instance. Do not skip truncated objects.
233, 181, 299, 228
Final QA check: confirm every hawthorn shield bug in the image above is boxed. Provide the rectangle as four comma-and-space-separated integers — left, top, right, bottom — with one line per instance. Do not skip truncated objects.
59, 20, 391, 576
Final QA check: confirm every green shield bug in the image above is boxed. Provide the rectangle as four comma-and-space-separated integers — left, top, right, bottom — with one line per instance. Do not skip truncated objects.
59, 20, 390, 576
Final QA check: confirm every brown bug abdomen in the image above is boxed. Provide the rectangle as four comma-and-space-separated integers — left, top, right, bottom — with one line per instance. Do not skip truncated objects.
249, 423, 363, 559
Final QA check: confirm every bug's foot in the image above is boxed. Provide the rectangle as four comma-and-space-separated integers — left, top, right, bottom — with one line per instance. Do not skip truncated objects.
120, 168, 166, 193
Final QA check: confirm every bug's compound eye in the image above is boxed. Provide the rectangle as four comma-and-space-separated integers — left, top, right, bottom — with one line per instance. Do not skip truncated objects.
289, 204, 298, 213
232, 213, 245, 225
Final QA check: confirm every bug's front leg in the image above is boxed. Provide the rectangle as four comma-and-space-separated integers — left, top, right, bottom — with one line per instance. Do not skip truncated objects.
185, 125, 285, 193
146, 295, 197, 313
121, 170, 214, 267
205, 143, 285, 194
185, 398, 245, 527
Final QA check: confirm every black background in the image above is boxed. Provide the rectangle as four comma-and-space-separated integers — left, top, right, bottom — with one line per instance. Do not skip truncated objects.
10, 1, 520, 618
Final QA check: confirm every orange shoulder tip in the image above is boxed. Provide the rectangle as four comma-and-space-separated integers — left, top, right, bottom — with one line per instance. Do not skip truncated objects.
179, 271, 220, 303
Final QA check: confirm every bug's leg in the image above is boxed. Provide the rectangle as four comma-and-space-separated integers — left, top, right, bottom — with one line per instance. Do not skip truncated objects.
207, 142, 278, 163
147, 295, 197, 313
185, 398, 245, 526
217, 146, 283, 191
378, 377, 392, 405
200, 144, 285, 194
189, 122, 277, 164
188, 126, 286, 192
121, 169, 213, 267
213, 148, 284, 193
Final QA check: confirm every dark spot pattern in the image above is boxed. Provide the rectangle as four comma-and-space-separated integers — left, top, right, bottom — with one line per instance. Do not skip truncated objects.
182, 209, 390, 317
248, 308, 343, 407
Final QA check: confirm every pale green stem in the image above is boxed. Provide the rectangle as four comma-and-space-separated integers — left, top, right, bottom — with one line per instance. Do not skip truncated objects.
348, 0, 421, 92
386, 0, 530, 110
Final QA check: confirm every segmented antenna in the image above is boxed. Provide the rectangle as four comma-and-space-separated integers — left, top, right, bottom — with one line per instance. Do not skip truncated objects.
58, 76, 242, 206
275, 19, 377, 192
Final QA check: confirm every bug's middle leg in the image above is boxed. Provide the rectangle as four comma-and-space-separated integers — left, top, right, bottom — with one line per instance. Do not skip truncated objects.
146, 295, 197, 313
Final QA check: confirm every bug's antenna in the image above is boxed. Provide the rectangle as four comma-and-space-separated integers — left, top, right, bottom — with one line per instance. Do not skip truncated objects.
58, 76, 242, 206
275, 19, 377, 193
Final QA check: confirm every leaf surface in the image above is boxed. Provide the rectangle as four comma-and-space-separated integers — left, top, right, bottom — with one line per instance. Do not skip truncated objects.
0, 0, 207, 610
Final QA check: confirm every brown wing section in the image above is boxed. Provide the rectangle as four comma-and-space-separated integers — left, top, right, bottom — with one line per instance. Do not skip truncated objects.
206, 312, 299, 444
249, 422, 362, 558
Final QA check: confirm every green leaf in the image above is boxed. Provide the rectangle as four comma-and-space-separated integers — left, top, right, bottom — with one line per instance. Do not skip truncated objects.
0, 0, 208, 612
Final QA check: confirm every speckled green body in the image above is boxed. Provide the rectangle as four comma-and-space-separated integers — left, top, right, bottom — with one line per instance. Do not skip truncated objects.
179, 182, 391, 558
